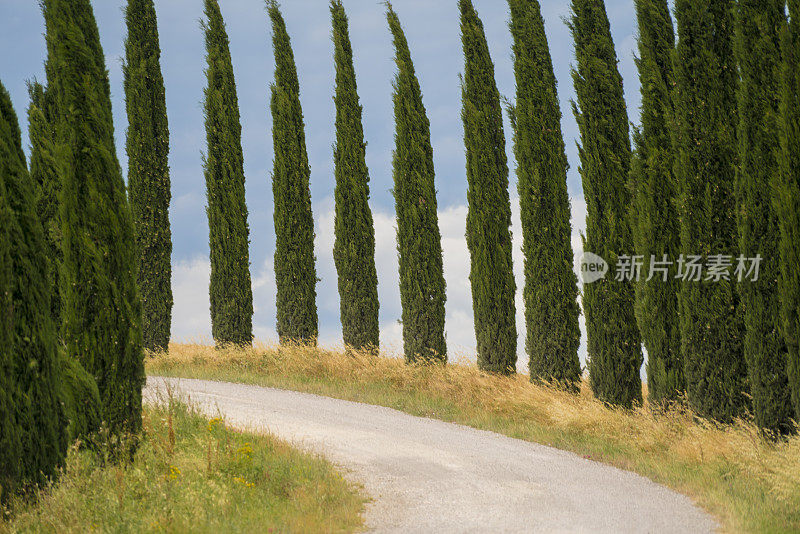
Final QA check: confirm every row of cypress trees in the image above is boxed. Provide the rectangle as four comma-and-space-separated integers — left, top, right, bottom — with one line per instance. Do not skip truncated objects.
610, 0, 800, 432
258, 0, 577, 385
200, 0, 800, 433
140, 0, 800, 434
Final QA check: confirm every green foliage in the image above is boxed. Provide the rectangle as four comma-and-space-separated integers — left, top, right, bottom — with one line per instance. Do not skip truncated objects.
43, 0, 144, 441
124, 0, 173, 353
459, 0, 517, 375
570, 0, 642, 406
778, 0, 800, 421
630, 0, 683, 406
386, 3, 447, 364
0, 80, 67, 497
57, 351, 101, 445
330, 0, 380, 353
268, 1, 318, 346
735, 0, 794, 434
202, 0, 254, 347
673, 0, 747, 422
0, 120, 21, 507
508, 0, 580, 387
27, 81, 61, 327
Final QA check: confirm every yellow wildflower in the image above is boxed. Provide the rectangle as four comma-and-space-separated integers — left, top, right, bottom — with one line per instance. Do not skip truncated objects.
207, 417, 224, 431
165, 465, 181, 481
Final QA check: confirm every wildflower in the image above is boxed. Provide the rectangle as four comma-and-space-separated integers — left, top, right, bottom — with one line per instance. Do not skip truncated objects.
207, 417, 224, 431
236, 443, 254, 459
233, 476, 255, 488
165, 465, 181, 481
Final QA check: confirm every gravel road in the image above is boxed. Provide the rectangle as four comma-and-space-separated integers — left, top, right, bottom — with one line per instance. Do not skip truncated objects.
145, 376, 718, 534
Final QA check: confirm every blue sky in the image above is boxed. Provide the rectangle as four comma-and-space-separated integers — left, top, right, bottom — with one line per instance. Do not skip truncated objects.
0, 0, 644, 369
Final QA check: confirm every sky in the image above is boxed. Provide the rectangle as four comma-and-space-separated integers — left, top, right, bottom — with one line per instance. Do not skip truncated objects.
0, 0, 645, 372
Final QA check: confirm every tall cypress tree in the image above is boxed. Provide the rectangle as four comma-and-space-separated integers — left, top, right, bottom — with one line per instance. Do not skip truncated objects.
673, 0, 747, 422
735, 0, 794, 434
460, 0, 517, 375
0, 80, 67, 489
268, 1, 318, 346
124, 0, 173, 353
778, 0, 800, 420
630, 0, 683, 405
203, 0, 254, 347
508, 0, 580, 387
0, 172, 20, 504
387, 3, 447, 364
570, 0, 642, 406
331, 0, 380, 353
43, 0, 144, 440
27, 81, 61, 326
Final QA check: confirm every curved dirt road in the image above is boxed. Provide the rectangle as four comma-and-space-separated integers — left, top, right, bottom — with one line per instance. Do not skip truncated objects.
145, 377, 718, 533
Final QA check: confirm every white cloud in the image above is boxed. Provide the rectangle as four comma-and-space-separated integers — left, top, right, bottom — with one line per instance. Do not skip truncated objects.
251, 257, 278, 342
438, 203, 474, 354
170, 257, 212, 342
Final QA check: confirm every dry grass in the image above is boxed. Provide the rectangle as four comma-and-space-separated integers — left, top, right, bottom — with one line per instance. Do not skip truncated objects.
148, 342, 800, 533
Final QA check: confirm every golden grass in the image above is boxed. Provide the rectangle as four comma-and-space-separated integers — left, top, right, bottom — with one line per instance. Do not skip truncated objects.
148, 342, 800, 534
1, 390, 365, 533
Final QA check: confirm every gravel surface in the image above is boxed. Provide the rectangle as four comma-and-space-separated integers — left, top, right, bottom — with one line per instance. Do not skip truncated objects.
145, 376, 718, 534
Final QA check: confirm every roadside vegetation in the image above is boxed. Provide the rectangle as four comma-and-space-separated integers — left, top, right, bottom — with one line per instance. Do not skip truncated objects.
0, 394, 364, 534
149, 342, 800, 534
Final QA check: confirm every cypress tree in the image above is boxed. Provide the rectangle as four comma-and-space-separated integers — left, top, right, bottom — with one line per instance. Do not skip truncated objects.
508, 0, 581, 387
460, 0, 517, 375
124, 0, 173, 353
203, 0, 254, 346
673, 0, 747, 422
570, 0, 643, 406
42, 0, 145, 440
27, 81, 61, 326
57, 351, 102, 444
0, 100, 22, 506
387, 3, 447, 364
630, 0, 683, 405
778, 0, 800, 420
331, 0, 380, 353
735, 0, 794, 434
268, 1, 318, 346
0, 80, 67, 490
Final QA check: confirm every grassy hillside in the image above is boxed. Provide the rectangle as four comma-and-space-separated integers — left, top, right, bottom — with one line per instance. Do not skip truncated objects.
0, 393, 364, 533
148, 342, 800, 534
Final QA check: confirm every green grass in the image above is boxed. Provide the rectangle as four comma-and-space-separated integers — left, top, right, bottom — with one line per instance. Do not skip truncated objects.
147, 343, 800, 534
0, 394, 364, 533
